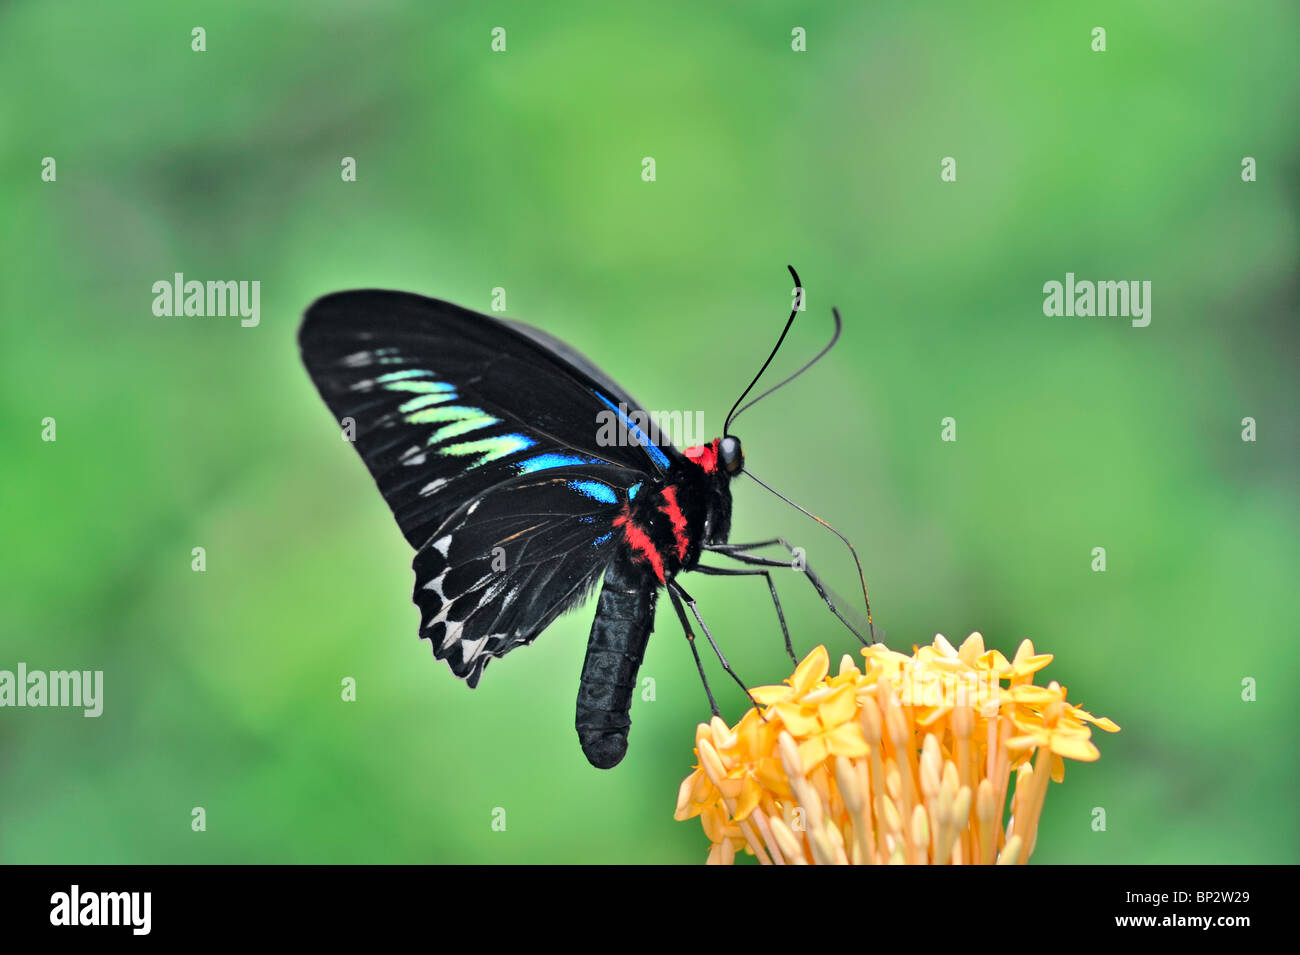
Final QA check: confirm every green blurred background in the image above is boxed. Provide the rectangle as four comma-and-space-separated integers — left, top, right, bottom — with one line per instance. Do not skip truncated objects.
2, 1, 1296, 864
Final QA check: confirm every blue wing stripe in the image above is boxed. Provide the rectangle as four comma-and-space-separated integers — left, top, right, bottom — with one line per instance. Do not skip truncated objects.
593, 391, 670, 472
516, 452, 603, 474
567, 479, 619, 504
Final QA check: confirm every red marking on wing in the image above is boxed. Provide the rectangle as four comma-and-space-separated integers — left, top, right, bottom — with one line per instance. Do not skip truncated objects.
684, 438, 720, 474
614, 511, 665, 583
659, 486, 690, 561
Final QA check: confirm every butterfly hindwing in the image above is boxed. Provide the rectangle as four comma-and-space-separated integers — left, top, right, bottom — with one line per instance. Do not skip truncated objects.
413, 466, 645, 686
298, 290, 680, 549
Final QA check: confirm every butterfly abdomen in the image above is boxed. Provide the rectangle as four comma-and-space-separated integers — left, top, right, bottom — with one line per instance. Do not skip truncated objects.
575, 551, 659, 769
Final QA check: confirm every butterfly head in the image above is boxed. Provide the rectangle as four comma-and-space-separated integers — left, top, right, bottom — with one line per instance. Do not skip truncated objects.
718, 435, 743, 474
685, 436, 743, 476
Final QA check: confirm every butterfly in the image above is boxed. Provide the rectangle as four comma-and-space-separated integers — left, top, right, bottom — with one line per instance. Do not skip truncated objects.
298, 267, 875, 768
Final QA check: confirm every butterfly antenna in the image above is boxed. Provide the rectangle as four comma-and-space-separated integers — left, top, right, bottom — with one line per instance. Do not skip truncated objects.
723, 264, 803, 436
741, 467, 875, 641
728, 306, 842, 427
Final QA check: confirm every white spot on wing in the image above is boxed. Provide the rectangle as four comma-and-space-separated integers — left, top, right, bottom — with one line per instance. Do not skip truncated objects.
342, 351, 373, 367
420, 478, 449, 496
399, 445, 427, 467
423, 568, 450, 601
460, 634, 491, 661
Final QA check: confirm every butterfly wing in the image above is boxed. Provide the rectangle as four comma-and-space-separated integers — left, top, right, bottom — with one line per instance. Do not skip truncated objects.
500, 318, 651, 413
415, 465, 645, 686
298, 289, 681, 549
300, 290, 678, 685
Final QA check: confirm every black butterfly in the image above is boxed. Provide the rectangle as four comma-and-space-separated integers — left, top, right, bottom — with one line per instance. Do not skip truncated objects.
298, 268, 875, 768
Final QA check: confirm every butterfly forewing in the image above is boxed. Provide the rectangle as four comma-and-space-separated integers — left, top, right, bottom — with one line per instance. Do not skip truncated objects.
299, 290, 680, 686
299, 290, 679, 549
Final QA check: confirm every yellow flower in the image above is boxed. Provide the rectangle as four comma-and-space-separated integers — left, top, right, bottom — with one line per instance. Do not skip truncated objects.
676, 633, 1119, 864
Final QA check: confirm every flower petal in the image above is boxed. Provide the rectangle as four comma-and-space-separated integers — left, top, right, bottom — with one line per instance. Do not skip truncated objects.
734, 776, 762, 821
817, 684, 858, 728
1049, 733, 1100, 761
792, 645, 830, 694
797, 734, 830, 772
749, 684, 794, 706
825, 720, 871, 758
774, 701, 823, 737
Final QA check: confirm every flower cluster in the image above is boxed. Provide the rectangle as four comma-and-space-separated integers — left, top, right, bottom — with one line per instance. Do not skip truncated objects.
674, 633, 1119, 864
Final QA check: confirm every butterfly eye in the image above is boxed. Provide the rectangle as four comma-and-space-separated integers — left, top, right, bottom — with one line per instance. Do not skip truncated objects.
719, 436, 743, 474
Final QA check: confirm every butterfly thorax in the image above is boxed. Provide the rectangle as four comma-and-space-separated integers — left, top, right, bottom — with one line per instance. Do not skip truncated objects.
613, 438, 733, 584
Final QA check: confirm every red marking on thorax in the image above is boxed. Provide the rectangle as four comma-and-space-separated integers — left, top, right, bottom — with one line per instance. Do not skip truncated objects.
684, 438, 720, 474
614, 510, 665, 583
659, 486, 690, 561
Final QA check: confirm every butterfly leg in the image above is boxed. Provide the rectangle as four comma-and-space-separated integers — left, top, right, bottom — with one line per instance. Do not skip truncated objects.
694, 564, 797, 665
668, 581, 760, 710
710, 539, 785, 551
668, 586, 721, 718
705, 541, 874, 647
